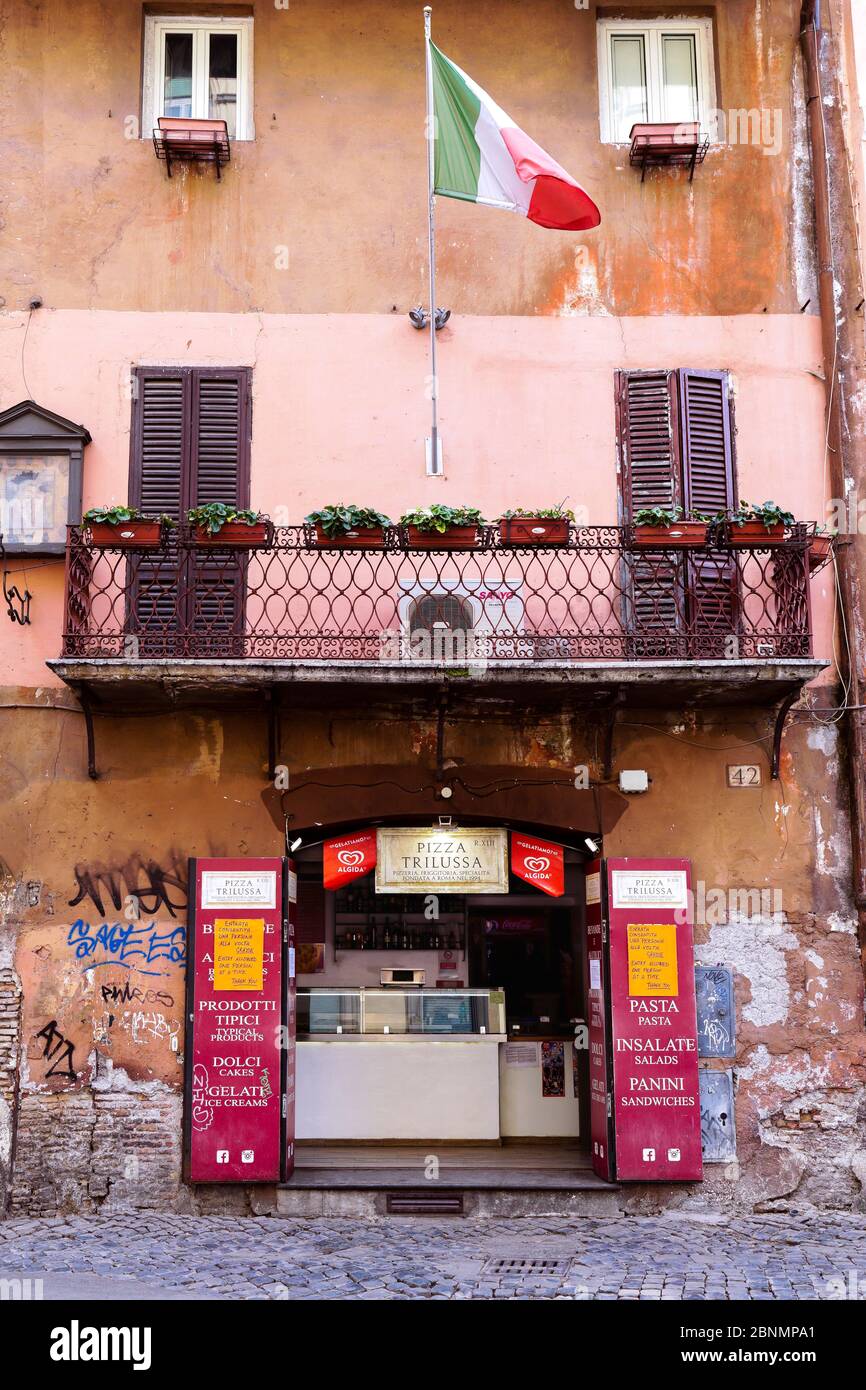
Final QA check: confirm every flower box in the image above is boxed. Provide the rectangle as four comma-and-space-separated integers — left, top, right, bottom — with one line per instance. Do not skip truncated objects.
500, 516, 570, 546
727, 521, 785, 548
406, 525, 479, 550
88, 520, 165, 549
314, 525, 386, 549
808, 535, 833, 571
193, 521, 272, 549
632, 521, 709, 549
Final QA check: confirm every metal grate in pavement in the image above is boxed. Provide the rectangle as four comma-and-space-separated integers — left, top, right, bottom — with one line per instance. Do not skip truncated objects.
482, 1257, 573, 1275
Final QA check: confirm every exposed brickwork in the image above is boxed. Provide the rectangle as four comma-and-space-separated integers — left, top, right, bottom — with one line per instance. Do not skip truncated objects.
10, 1081, 182, 1216
0, 968, 22, 1212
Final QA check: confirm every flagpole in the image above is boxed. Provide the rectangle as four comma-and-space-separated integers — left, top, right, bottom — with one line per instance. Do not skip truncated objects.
424, 5, 441, 475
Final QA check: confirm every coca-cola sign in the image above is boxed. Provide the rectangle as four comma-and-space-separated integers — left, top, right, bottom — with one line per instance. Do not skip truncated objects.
323, 829, 377, 890
510, 832, 565, 897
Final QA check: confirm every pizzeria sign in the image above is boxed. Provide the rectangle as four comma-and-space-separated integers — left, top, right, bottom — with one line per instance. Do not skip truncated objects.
375, 827, 509, 894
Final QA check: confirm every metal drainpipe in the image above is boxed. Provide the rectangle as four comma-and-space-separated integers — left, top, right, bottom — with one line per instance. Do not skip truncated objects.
799, 0, 866, 930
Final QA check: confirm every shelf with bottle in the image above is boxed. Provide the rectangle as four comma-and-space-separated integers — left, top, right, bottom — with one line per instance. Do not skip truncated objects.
335, 922, 464, 953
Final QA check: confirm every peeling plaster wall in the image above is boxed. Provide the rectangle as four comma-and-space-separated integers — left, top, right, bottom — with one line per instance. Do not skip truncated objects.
0, 697, 863, 1213
0, 0, 814, 318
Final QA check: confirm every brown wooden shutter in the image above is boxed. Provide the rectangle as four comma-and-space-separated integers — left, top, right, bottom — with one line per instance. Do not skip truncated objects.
679, 370, 737, 653
188, 370, 252, 652
130, 366, 251, 655
616, 370, 682, 517
616, 370, 684, 653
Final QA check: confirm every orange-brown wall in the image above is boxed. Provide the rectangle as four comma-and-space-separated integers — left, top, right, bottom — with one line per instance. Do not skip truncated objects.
1, 0, 814, 316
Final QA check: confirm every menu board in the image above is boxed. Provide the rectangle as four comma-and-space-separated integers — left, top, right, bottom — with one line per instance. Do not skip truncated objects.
185, 857, 292, 1184
607, 858, 702, 1182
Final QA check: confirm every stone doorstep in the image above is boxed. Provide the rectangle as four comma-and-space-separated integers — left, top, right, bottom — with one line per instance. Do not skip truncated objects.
273, 1187, 626, 1219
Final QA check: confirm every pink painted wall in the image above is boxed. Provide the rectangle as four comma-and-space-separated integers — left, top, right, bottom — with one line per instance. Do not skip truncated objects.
0, 309, 833, 686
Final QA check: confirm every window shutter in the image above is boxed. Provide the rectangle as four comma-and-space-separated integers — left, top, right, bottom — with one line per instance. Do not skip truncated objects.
188, 369, 251, 651
130, 367, 251, 655
616, 370, 682, 517
679, 370, 734, 517
679, 370, 737, 651
616, 370, 684, 651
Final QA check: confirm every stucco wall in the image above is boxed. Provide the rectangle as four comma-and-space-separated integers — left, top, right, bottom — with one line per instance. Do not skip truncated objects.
0, 0, 814, 317
1, 698, 864, 1213
0, 308, 835, 687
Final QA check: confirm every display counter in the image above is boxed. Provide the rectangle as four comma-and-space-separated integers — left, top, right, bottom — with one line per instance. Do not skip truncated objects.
296, 988, 506, 1140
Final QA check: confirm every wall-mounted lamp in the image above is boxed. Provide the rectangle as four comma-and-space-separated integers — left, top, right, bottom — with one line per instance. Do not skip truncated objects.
584, 836, 600, 855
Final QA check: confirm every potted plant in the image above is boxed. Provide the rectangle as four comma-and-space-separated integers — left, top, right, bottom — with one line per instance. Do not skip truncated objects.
500, 505, 574, 546
808, 527, 835, 572
305, 505, 393, 549
725, 500, 794, 548
400, 505, 485, 550
631, 506, 710, 548
187, 504, 273, 548
83, 506, 170, 549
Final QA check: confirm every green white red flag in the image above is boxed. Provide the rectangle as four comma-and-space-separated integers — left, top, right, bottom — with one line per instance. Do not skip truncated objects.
430, 41, 600, 231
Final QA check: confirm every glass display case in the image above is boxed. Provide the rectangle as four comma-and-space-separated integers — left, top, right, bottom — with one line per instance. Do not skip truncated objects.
298, 987, 506, 1038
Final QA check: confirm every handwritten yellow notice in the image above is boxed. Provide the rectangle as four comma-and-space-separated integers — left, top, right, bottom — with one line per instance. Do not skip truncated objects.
627, 923, 678, 996
214, 918, 265, 991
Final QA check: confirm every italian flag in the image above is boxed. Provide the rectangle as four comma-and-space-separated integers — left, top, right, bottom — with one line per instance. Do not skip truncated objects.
430, 42, 600, 232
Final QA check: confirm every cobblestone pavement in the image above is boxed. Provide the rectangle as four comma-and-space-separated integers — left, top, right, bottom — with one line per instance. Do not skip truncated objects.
1, 1211, 865, 1300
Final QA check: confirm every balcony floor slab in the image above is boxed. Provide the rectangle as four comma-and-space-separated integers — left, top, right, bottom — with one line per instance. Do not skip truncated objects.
47, 656, 828, 713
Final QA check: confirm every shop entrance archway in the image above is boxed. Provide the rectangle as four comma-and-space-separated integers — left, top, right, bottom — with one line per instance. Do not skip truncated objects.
289, 818, 600, 1181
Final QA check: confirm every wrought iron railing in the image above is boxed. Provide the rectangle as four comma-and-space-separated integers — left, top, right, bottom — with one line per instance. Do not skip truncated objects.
60, 525, 827, 664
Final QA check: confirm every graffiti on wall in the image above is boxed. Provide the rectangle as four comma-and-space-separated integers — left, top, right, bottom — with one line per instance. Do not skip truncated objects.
68, 857, 188, 919
66, 919, 186, 976
33, 1020, 76, 1080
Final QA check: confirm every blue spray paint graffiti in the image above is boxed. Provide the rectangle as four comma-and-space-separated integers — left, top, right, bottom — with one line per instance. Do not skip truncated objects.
66, 918, 187, 976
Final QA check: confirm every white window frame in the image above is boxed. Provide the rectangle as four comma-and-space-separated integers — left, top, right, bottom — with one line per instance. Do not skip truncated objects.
597, 17, 716, 145
142, 14, 254, 141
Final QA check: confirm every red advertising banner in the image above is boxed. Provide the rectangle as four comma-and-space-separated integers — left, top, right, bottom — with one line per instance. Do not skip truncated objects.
323, 829, 376, 890
585, 858, 614, 1181
606, 858, 702, 1182
185, 857, 291, 1184
510, 832, 565, 897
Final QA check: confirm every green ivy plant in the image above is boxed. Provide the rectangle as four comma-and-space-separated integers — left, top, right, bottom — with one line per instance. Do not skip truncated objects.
399, 504, 485, 533
187, 503, 264, 535
501, 504, 576, 520
84, 505, 173, 527
727, 500, 795, 529
633, 506, 711, 527
304, 505, 392, 538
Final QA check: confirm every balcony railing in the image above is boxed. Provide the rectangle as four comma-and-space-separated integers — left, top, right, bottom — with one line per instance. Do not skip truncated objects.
60, 525, 825, 666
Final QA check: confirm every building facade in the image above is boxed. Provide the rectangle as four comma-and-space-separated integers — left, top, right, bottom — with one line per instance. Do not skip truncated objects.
0, 0, 865, 1216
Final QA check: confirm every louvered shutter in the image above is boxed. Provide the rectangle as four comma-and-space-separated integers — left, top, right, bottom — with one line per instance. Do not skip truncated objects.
679, 370, 737, 655
188, 370, 251, 654
129, 367, 251, 657
616, 370, 685, 655
129, 370, 189, 655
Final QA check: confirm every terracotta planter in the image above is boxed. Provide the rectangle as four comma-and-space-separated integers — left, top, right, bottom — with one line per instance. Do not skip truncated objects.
632, 521, 709, 549
728, 520, 785, 548
808, 535, 833, 571
193, 521, 272, 548
88, 520, 165, 549
314, 525, 386, 549
500, 516, 570, 546
405, 524, 479, 550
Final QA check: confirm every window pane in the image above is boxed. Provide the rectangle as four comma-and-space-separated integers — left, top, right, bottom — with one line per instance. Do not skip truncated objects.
163, 32, 193, 119
610, 35, 647, 141
209, 33, 238, 138
661, 34, 698, 123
